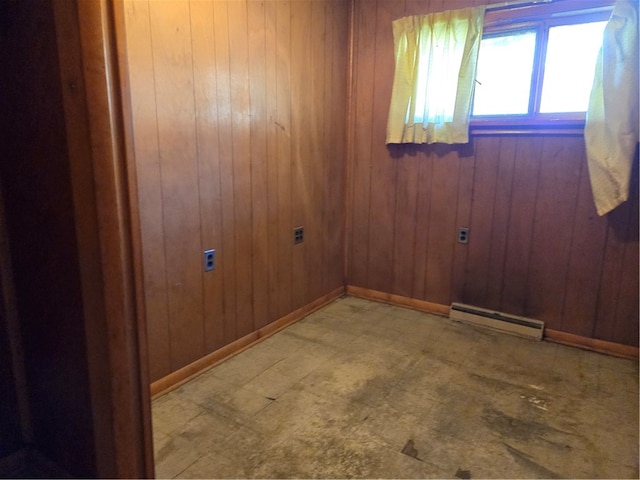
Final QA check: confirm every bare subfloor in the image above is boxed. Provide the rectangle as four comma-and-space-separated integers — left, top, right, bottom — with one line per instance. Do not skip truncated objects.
153, 296, 639, 479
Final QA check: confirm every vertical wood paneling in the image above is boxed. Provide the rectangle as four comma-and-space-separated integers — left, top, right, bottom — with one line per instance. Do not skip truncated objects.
500, 136, 542, 316
595, 196, 632, 340
148, 1, 204, 371
595, 158, 639, 344
227, 2, 254, 338
484, 137, 517, 307
275, 1, 293, 319
614, 192, 639, 343
322, 0, 335, 296
212, 0, 238, 346
393, 0, 421, 299
526, 137, 582, 328
560, 152, 607, 337
392, 154, 419, 298
463, 136, 499, 305
367, 0, 402, 293
190, 0, 225, 352
123, 0, 170, 380
247, 0, 269, 330
424, 148, 460, 306
348, 0, 639, 348
349, 0, 377, 288
123, 0, 348, 382
264, 0, 280, 324
451, 147, 475, 302
309, 0, 327, 303
411, 152, 433, 298
290, 0, 311, 311
396, 0, 430, 297
328, 0, 349, 290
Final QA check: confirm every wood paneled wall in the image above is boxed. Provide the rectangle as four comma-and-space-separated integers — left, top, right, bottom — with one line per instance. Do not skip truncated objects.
120, 0, 348, 382
348, 0, 639, 346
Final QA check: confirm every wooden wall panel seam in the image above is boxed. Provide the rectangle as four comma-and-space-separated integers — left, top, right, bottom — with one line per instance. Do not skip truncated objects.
146, 0, 175, 374
343, 0, 356, 287
558, 140, 587, 333
185, 0, 208, 354
126, 0, 171, 381
521, 136, 544, 317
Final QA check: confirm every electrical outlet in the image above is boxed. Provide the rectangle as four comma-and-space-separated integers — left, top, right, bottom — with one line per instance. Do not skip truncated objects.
457, 227, 469, 244
204, 249, 215, 271
293, 226, 304, 244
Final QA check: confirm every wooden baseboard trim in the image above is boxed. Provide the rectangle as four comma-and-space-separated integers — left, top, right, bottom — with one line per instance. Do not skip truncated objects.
151, 286, 345, 398
345, 287, 637, 360
345, 285, 449, 316
545, 329, 639, 360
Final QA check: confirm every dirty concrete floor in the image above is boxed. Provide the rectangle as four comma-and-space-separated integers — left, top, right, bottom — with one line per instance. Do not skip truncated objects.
152, 296, 639, 479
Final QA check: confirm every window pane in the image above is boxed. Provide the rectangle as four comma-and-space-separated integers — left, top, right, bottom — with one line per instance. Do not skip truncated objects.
540, 21, 607, 113
472, 31, 537, 116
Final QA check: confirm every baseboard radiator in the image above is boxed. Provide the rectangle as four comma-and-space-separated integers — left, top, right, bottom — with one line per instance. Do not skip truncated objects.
450, 303, 544, 341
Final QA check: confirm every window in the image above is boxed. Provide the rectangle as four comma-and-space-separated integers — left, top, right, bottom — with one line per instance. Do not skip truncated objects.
471, 0, 614, 132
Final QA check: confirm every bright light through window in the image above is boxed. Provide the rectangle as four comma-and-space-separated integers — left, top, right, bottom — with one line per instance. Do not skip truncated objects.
472, 31, 537, 116
470, 1, 612, 125
539, 21, 607, 113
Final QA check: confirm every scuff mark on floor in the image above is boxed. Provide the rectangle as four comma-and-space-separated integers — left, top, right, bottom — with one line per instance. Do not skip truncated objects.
401, 439, 422, 461
482, 407, 574, 442
455, 468, 471, 479
521, 394, 549, 411
504, 443, 561, 479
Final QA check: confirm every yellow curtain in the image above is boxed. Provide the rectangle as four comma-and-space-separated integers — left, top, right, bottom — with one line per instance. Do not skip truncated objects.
386, 6, 484, 145
584, 0, 639, 216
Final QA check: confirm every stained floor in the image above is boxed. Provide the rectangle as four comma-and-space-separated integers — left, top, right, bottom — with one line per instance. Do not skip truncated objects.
152, 296, 639, 479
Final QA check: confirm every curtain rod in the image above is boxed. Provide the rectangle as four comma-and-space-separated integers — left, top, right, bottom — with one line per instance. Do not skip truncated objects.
485, 0, 555, 11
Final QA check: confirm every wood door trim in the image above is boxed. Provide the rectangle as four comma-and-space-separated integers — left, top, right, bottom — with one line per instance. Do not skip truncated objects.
53, 0, 153, 476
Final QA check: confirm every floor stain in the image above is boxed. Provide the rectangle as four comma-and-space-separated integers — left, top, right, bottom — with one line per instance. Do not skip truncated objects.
468, 373, 520, 391
401, 439, 422, 461
455, 468, 471, 479
482, 407, 573, 443
504, 443, 561, 479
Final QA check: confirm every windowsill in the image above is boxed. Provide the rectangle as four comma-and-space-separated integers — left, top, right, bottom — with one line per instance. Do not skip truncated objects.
470, 117, 586, 136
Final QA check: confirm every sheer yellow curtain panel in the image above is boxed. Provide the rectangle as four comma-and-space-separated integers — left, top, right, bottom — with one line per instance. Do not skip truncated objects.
386, 6, 485, 145
585, 0, 639, 216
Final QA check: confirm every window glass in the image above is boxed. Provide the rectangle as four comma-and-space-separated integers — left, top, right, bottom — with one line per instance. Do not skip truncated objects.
539, 21, 608, 113
472, 31, 537, 116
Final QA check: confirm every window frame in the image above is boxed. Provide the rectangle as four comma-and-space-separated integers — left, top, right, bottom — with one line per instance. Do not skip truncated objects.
470, 0, 615, 135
